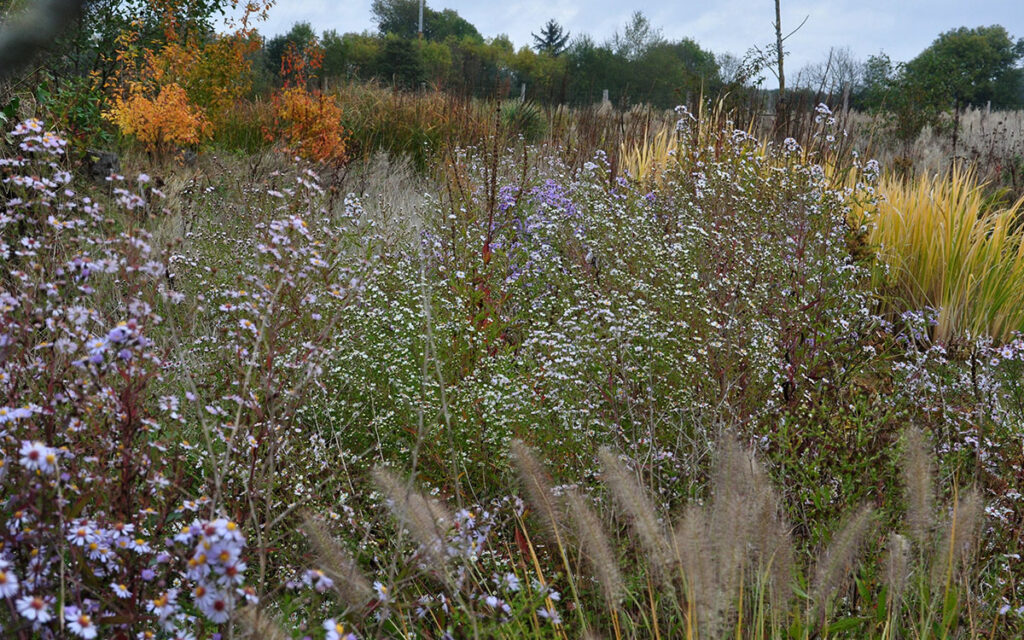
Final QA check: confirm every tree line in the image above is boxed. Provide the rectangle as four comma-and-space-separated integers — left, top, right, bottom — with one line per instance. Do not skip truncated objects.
2, 0, 1022, 137
261, 2, 1024, 130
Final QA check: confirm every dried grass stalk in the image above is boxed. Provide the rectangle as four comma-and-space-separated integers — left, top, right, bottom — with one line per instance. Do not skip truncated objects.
598, 446, 671, 580
372, 467, 453, 571
301, 512, 373, 609
563, 487, 625, 608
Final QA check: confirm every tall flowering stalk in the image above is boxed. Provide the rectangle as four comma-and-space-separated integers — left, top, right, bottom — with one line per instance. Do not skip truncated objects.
0, 119, 254, 637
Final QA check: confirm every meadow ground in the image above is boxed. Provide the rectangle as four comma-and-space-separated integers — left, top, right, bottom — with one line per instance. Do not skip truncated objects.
2, 99, 1024, 639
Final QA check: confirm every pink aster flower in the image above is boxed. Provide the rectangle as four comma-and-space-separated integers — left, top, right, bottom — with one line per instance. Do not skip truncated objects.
15, 594, 52, 623
0, 564, 19, 597
19, 440, 57, 474
66, 607, 98, 639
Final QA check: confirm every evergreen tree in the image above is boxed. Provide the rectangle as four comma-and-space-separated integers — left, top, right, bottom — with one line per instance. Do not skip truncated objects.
532, 19, 570, 57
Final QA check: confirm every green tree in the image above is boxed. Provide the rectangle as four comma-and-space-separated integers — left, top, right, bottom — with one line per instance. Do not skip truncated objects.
857, 52, 894, 110
904, 25, 1024, 112
321, 29, 348, 78
431, 8, 481, 42
341, 32, 382, 80
531, 19, 569, 57
859, 53, 940, 151
418, 38, 451, 86
371, 0, 420, 39
903, 25, 1024, 154
377, 34, 424, 87
609, 11, 663, 61
371, 0, 480, 43
565, 34, 619, 103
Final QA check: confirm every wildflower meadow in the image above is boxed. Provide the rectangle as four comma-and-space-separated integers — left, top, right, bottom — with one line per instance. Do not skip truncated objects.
2, 1, 1024, 639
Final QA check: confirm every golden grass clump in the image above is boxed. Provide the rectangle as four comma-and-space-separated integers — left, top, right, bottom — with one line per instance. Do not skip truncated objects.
851, 165, 1024, 341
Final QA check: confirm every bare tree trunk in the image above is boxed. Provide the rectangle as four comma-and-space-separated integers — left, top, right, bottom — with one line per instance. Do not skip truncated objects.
775, 0, 785, 98
774, 0, 787, 138
951, 99, 961, 170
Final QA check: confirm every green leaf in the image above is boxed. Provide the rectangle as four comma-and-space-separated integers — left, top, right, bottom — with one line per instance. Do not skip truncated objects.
827, 616, 866, 633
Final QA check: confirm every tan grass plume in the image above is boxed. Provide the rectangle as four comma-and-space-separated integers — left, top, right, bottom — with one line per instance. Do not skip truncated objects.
598, 446, 671, 580
372, 467, 454, 571
563, 486, 625, 608
930, 487, 984, 592
811, 504, 875, 624
903, 426, 935, 545
510, 439, 565, 541
300, 512, 373, 609
234, 605, 291, 640
883, 532, 912, 607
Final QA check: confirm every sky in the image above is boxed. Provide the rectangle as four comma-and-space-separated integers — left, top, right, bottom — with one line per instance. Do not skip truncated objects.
246, 0, 1024, 80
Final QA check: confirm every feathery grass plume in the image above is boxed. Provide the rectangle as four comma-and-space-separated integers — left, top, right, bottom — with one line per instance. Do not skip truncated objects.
598, 446, 671, 580
761, 511, 796, 617
562, 486, 625, 609
234, 605, 291, 640
300, 511, 373, 609
930, 488, 984, 593
372, 467, 453, 571
707, 435, 779, 622
668, 434, 793, 637
883, 532, 912, 607
731, 441, 795, 617
671, 503, 716, 635
810, 504, 875, 625
902, 426, 935, 545
510, 439, 565, 542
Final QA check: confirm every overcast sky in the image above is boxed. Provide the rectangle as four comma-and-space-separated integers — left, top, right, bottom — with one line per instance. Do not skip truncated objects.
246, 0, 1024, 79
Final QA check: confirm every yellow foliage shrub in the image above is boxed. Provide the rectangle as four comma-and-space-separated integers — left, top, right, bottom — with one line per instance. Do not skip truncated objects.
107, 82, 211, 153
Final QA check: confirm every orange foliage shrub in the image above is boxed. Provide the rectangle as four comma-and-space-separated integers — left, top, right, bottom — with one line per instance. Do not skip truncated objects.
107, 83, 211, 153
103, 2, 271, 152
270, 88, 347, 164
266, 40, 347, 164
280, 40, 324, 89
